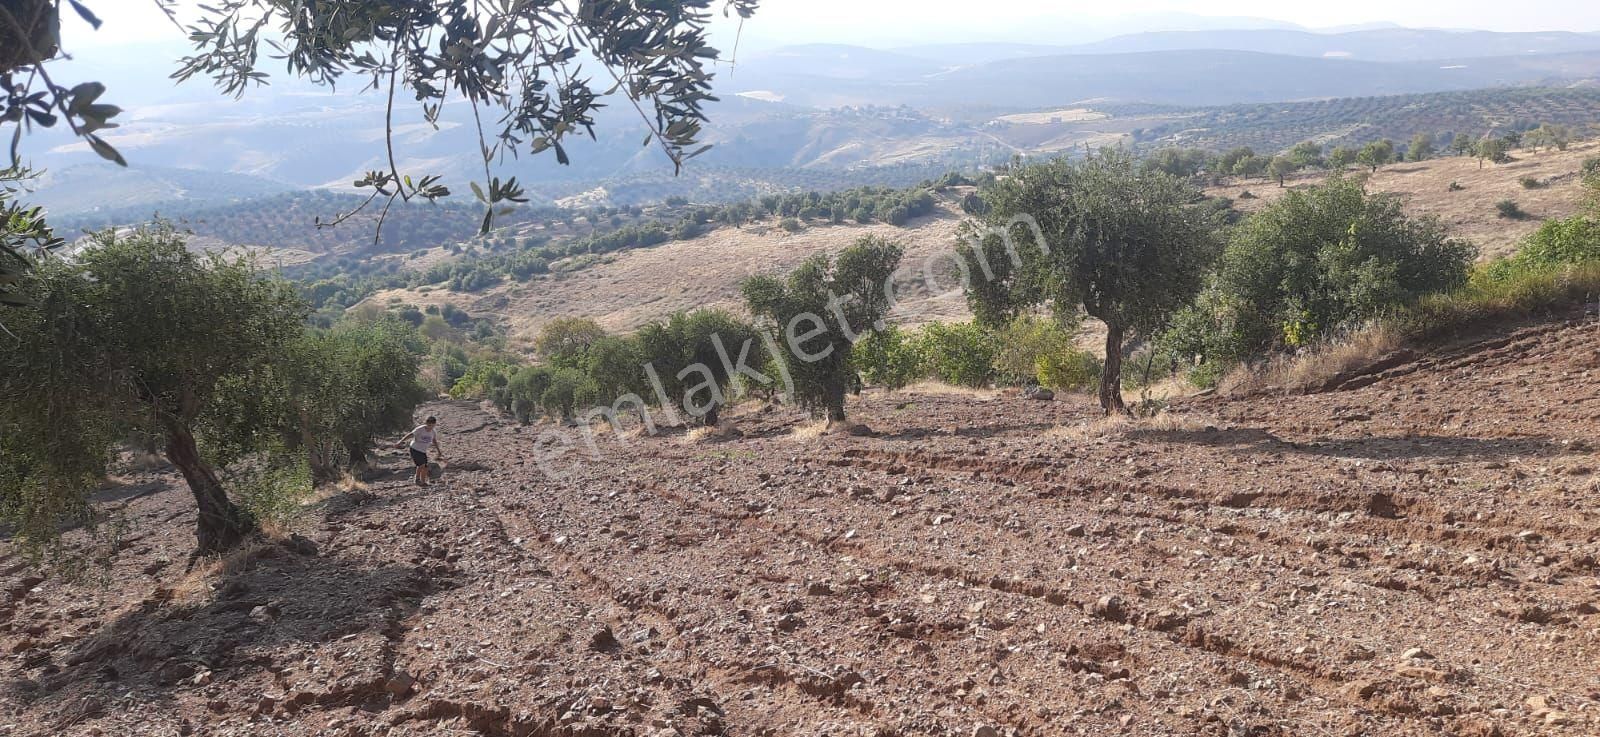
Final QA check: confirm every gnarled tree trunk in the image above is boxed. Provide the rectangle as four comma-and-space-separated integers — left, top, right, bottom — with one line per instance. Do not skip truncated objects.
1099, 322, 1129, 416
825, 383, 847, 425
165, 422, 254, 555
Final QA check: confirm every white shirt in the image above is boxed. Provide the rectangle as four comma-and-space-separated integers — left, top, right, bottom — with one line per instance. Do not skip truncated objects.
409, 425, 437, 453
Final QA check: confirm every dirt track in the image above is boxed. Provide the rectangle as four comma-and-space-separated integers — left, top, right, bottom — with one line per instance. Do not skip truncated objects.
6, 320, 1600, 736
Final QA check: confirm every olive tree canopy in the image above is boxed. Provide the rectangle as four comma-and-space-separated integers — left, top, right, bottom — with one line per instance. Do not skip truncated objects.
0, 0, 759, 236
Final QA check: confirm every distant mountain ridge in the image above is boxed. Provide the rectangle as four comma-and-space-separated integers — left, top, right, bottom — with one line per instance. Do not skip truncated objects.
1057, 28, 1600, 62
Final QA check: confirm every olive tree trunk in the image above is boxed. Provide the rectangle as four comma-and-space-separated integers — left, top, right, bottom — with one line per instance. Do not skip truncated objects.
1099, 322, 1129, 416
165, 423, 255, 555
825, 383, 847, 425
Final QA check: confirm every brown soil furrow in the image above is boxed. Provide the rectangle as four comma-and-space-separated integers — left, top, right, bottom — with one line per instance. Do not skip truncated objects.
832, 446, 1597, 552
632, 477, 1433, 727
482, 497, 901, 730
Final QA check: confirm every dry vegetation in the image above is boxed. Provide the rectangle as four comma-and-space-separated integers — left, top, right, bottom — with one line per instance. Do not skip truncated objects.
368, 204, 975, 352
1209, 141, 1600, 258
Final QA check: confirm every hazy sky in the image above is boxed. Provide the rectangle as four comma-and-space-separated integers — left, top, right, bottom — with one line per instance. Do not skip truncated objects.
64, 1, 1600, 51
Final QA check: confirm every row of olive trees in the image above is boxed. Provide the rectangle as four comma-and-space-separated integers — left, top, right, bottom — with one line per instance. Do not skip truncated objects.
0, 226, 427, 557
945, 150, 1477, 412
1148, 121, 1584, 186
451, 237, 906, 428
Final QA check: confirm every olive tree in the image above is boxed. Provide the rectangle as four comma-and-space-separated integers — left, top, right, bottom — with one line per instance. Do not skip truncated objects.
0, 167, 60, 310
635, 310, 760, 427
1408, 132, 1435, 162
1, 0, 759, 236
743, 236, 903, 424
0, 225, 307, 555
958, 150, 1221, 414
1357, 139, 1396, 172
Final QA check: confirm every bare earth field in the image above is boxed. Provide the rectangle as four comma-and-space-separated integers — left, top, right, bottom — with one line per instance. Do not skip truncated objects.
1208, 142, 1600, 259
8, 317, 1600, 736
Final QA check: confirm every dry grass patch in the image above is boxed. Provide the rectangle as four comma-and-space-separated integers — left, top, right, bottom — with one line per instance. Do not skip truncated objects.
1222, 322, 1404, 395
789, 419, 832, 442
170, 537, 278, 606
1045, 414, 1134, 441
1047, 411, 1218, 441
902, 380, 1003, 401
682, 421, 740, 444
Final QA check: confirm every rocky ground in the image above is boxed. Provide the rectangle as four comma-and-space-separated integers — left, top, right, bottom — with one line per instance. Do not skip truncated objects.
5, 320, 1600, 736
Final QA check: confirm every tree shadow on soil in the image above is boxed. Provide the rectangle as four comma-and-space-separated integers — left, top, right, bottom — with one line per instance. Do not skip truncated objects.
1124, 427, 1563, 462
16, 537, 459, 722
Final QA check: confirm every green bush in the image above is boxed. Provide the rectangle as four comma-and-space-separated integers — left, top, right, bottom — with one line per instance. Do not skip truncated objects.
540, 368, 588, 420
1519, 176, 1546, 190
913, 322, 1000, 388
1390, 261, 1600, 343
1036, 350, 1101, 392
1497, 199, 1527, 219
992, 315, 1080, 386
854, 326, 923, 391
1213, 177, 1475, 358
449, 358, 517, 399
1508, 215, 1600, 269
1583, 156, 1600, 186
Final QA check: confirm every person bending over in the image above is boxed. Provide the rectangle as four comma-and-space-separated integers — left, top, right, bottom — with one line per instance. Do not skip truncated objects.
398, 416, 446, 486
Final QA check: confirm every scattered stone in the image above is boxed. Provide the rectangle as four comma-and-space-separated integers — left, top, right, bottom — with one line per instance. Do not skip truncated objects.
1064, 524, 1086, 538
1023, 386, 1054, 401
1093, 595, 1126, 622
386, 670, 417, 697
806, 582, 834, 596
589, 627, 622, 653
972, 726, 1000, 737
1402, 647, 1434, 660
776, 613, 805, 632
283, 534, 320, 557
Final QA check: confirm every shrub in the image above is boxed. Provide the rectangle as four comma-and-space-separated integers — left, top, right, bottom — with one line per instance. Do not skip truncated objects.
1496, 199, 1528, 219
1499, 215, 1600, 272
1036, 350, 1101, 392
854, 326, 923, 391
540, 368, 588, 420
1519, 176, 1546, 190
913, 322, 1001, 388
1448, 181, 1465, 192
778, 217, 803, 233
449, 358, 516, 399
959, 191, 988, 216
1205, 177, 1474, 361
1583, 156, 1600, 185
992, 315, 1081, 387
225, 450, 313, 529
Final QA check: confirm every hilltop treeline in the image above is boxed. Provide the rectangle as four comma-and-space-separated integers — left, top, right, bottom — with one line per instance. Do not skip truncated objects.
289, 176, 968, 312
1143, 121, 1585, 185
1133, 87, 1600, 155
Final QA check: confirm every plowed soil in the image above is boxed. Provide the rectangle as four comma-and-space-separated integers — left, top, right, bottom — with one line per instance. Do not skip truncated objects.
6, 319, 1600, 737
